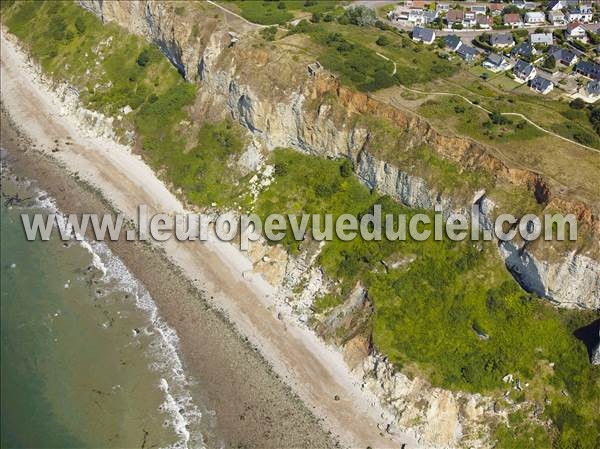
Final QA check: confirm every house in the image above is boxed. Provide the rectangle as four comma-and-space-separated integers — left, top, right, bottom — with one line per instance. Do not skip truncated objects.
513, 59, 537, 82
523, 2, 538, 10
463, 11, 478, 27
548, 45, 579, 65
471, 5, 487, 15
512, 0, 526, 8
412, 26, 436, 44
566, 22, 587, 41
566, 5, 593, 23
444, 34, 463, 52
531, 33, 554, 46
530, 76, 554, 94
524, 12, 546, 24
547, 10, 566, 25
585, 80, 600, 99
407, 9, 438, 25
575, 60, 600, 80
437, 3, 450, 12
504, 13, 524, 28
483, 53, 512, 72
491, 33, 515, 48
546, 0, 564, 11
476, 14, 493, 29
456, 45, 478, 62
446, 10, 465, 27
489, 4, 504, 17
511, 42, 537, 59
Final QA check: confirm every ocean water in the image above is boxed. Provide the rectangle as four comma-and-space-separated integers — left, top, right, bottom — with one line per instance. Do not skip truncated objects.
0, 172, 204, 448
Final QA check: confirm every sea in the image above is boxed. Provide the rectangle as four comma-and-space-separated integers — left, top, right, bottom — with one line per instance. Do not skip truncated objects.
0, 167, 205, 448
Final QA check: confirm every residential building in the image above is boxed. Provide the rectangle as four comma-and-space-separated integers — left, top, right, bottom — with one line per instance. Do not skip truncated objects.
546, 0, 564, 11
511, 42, 537, 59
437, 3, 450, 12
566, 5, 593, 23
512, 0, 526, 8
513, 59, 537, 82
531, 33, 554, 45
575, 60, 600, 80
525, 12, 546, 24
471, 5, 487, 15
585, 80, 600, 98
523, 2, 538, 9
456, 45, 478, 62
489, 4, 504, 17
548, 45, 579, 65
566, 22, 588, 40
476, 14, 493, 29
530, 76, 554, 94
547, 10, 566, 25
446, 9, 465, 27
412, 26, 436, 44
504, 13, 524, 28
491, 33, 515, 48
444, 34, 463, 52
463, 11, 478, 27
483, 53, 512, 71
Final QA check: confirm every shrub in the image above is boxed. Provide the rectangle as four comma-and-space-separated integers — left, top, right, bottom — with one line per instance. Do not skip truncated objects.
376, 35, 390, 46
136, 48, 151, 67
543, 55, 556, 70
573, 132, 594, 146
260, 26, 278, 41
570, 98, 585, 110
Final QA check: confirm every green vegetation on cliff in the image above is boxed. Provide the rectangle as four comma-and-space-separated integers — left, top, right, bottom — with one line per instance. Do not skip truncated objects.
3, 3, 599, 449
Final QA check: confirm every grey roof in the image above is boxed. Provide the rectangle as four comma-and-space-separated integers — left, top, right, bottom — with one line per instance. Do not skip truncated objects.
514, 59, 535, 78
486, 53, 506, 66
457, 45, 478, 61
530, 76, 553, 92
511, 42, 535, 58
575, 60, 600, 80
548, 45, 577, 64
530, 33, 553, 45
587, 80, 600, 95
444, 34, 462, 50
412, 26, 435, 42
491, 33, 514, 46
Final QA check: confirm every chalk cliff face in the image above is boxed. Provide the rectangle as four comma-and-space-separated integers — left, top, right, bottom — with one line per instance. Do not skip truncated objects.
77, 0, 599, 310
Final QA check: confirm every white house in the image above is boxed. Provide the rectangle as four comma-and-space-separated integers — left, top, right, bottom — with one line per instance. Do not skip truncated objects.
546, 0, 564, 11
585, 80, 600, 100
513, 59, 537, 82
566, 22, 587, 41
547, 10, 566, 25
412, 26, 436, 45
483, 53, 512, 72
504, 13, 524, 28
525, 12, 546, 24
531, 33, 554, 46
491, 33, 515, 48
566, 5, 593, 23
530, 76, 554, 95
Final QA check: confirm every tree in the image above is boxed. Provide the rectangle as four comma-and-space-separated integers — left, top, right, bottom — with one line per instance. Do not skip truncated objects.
75, 16, 86, 35
345, 5, 376, 27
277, 2, 286, 10
543, 55, 556, 70
310, 12, 321, 23
376, 35, 390, 46
136, 48, 151, 67
570, 98, 585, 110
490, 111, 510, 125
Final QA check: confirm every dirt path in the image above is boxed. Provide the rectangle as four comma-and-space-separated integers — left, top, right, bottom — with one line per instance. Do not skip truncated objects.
374, 53, 600, 154
0, 30, 420, 449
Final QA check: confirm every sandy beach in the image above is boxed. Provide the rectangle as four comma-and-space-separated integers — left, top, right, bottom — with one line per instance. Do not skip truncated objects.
0, 28, 420, 449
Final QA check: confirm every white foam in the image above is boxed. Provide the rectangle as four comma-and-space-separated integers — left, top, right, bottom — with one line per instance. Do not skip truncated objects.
10, 183, 205, 449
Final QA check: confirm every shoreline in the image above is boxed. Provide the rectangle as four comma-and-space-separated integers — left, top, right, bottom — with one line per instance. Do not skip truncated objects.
0, 110, 335, 449
0, 29, 419, 448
